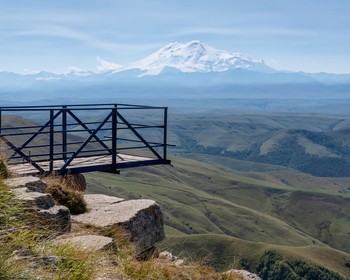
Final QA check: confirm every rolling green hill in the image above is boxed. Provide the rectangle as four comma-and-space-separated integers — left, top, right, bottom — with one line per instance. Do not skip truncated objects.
85, 157, 350, 278
169, 112, 350, 177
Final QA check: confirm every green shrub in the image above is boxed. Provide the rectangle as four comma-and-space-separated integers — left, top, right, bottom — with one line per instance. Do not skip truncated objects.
256, 250, 344, 280
46, 184, 87, 215
65, 192, 87, 215
239, 257, 250, 270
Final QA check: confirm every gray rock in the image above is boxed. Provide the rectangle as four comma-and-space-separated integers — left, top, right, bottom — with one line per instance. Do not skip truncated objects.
13, 187, 55, 209
38, 205, 71, 233
84, 194, 124, 207
159, 251, 185, 266
4, 176, 47, 193
55, 235, 114, 251
226, 269, 262, 280
73, 196, 165, 259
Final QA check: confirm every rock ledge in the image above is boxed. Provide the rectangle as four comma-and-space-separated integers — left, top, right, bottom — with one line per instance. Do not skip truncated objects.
73, 194, 165, 259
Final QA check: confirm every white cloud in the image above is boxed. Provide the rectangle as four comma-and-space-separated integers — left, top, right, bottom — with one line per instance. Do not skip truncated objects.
172, 26, 318, 38
96, 57, 122, 73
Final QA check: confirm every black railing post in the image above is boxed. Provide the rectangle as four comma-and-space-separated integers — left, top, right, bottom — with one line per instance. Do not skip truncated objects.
0, 108, 2, 136
62, 106, 67, 162
163, 107, 168, 162
111, 106, 117, 171
49, 109, 54, 173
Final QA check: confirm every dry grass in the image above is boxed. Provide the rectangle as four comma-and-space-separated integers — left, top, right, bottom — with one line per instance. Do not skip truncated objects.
118, 257, 245, 280
44, 174, 87, 192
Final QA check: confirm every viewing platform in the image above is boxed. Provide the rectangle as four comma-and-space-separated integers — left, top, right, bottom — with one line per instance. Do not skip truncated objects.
0, 103, 170, 176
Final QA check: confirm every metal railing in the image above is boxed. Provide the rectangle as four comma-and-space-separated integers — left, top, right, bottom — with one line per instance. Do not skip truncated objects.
0, 103, 170, 175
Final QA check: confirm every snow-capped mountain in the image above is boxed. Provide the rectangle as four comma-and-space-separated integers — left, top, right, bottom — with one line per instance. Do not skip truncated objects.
115, 40, 274, 76
2, 40, 350, 103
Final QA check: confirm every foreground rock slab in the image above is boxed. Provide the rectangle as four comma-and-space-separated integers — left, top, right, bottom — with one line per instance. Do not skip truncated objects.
72, 194, 165, 259
55, 235, 114, 251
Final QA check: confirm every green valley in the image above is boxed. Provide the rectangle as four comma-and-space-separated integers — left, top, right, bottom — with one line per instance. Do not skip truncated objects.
85, 156, 350, 278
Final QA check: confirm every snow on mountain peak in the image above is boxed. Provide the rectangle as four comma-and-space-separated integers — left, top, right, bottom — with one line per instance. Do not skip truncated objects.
117, 40, 272, 76
96, 56, 122, 73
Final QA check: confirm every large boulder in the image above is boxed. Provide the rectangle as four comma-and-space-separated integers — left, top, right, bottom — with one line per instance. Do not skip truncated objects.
72, 194, 165, 259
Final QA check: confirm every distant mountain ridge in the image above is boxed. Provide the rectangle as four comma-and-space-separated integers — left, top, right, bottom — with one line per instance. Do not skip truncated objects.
1, 40, 349, 80
1, 40, 350, 102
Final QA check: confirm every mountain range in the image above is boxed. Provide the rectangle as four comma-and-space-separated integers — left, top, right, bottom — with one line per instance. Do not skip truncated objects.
1, 40, 350, 102
112, 40, 274, 75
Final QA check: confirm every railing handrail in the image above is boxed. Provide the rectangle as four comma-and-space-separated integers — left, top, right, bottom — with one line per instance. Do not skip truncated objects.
0, 103, 167, 110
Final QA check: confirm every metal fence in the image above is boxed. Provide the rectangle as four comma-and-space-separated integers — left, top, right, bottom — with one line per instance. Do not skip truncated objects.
0, 103, 170, 175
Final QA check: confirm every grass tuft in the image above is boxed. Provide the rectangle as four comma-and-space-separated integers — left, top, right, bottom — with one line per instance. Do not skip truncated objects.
45, 243, 99, 280
118, 255, 243, 280
0, 158, 10, 179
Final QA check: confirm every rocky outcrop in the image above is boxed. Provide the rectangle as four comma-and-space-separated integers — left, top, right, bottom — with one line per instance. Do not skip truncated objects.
72, 194, 165, 259
4, 176, 166, 260
4, 176, 71, 233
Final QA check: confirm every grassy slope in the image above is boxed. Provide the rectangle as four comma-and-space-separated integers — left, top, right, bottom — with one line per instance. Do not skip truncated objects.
162, 234, 350, 277
85, 156, 350, 277
168, 112, 346, 151
169, 112, 350, 177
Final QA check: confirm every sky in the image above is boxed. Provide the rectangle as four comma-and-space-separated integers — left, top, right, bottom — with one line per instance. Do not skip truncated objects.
0, 0, 349, 74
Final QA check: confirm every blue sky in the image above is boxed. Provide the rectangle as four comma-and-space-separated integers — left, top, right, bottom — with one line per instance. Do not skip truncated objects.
0, 0, 349, 74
